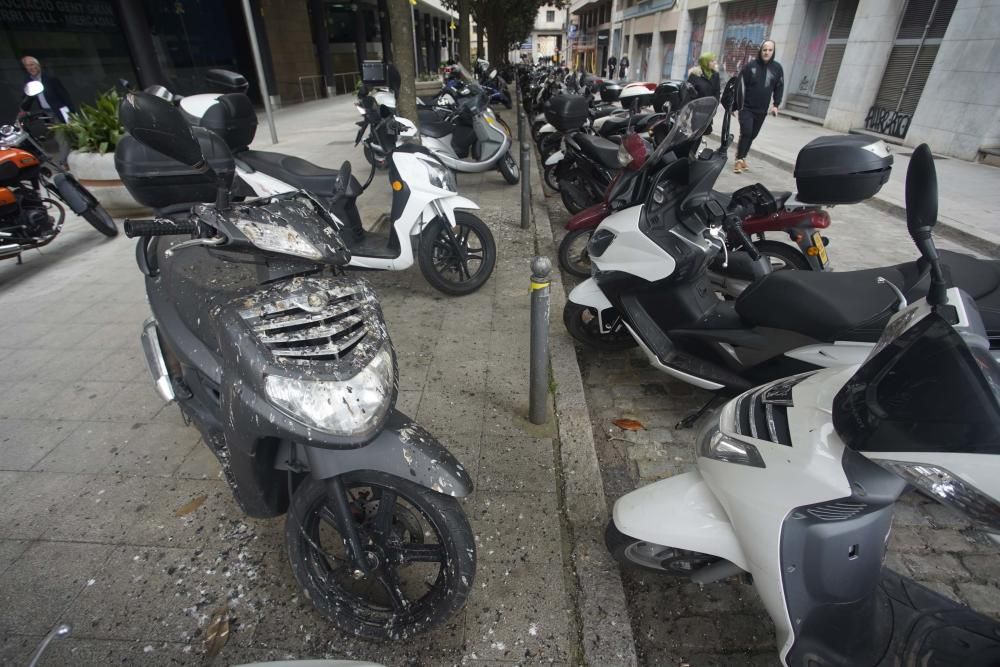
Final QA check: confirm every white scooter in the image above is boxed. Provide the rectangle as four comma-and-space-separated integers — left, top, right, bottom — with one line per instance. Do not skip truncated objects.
153, 71, 496, 296
607, 146, 1000, 665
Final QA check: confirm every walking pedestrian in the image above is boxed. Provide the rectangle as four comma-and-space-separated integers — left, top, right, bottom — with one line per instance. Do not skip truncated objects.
733, 40, 783, 174
20, 56, 74, 122
688, 52, 720, 135
607, 55, 617, 80
619, 55, 629, 80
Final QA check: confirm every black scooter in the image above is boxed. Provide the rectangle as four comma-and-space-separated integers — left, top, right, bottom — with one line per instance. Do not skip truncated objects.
115, 91, 475, 639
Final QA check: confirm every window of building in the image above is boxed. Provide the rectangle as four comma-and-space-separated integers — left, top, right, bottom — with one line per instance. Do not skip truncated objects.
547, 10, 555, 22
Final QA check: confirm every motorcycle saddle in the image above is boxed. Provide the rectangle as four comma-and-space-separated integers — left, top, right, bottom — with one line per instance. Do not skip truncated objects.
598, 113, 656, 137
736, 251, 1000, 343
420, 121, 454, 139
575, 134, 622, 170
238, 150, 340, 197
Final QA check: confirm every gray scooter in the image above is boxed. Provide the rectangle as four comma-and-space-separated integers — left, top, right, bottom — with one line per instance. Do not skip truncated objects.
115, 92, 475, 639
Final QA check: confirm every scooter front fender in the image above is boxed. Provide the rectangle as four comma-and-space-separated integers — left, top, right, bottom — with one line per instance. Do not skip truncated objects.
612, 470, 750, 570
568, 278, 613, 312
538, 123, 556, 135
544, 150, 564, 166
422, 194, 480, 230
295, 410, 474, 498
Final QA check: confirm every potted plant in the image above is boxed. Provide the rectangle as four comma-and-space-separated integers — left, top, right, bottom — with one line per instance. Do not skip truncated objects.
56, 88, 148, 216
414, 72, 444, 96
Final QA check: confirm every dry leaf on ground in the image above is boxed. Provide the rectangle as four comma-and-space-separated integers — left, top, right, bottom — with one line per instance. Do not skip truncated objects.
613, 418, 644, 431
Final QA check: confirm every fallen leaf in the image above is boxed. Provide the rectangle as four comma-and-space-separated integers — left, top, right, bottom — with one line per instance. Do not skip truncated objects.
202, 606, 230, 660
174, 494, 208, 517
613, 418, 644, 431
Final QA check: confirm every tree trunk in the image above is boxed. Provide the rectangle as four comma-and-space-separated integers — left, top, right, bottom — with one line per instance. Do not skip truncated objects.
387, 0, 419, 129
457, 0, 471, 68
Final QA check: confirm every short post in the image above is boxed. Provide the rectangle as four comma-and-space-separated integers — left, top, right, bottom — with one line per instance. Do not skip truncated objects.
529, 256, 551, 425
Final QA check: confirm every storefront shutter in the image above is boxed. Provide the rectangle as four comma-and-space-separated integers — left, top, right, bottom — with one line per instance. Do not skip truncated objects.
719, 0, 778, 78
813, 0, 858, 98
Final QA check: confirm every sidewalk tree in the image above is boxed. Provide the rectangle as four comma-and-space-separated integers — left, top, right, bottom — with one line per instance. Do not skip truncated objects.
387, 0, 419, 130
443, 0, 561, 65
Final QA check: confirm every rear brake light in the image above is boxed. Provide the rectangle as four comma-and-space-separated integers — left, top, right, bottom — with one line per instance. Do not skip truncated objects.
810, 210, 832, 229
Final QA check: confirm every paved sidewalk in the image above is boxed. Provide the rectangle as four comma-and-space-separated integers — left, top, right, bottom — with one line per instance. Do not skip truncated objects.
545, 139, 1000, 665
709, 110, 1000, 256
0, 96, 632, 665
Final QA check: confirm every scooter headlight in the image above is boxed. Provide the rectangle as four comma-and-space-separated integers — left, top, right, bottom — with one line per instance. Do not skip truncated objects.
874, 460, 1000, 532
234, 219, 322, 260
417, 155, 457, 192
698, 425, 766, 468
265, 344, 395, 435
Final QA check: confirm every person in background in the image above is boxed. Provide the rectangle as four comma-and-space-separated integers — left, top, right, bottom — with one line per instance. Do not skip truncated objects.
733, 40, 782, 174
607, 55, 617, 80
20, 56, 74, 122
619, 55, 629, 80
688, 52, 720, 135
20, 56, 75, 168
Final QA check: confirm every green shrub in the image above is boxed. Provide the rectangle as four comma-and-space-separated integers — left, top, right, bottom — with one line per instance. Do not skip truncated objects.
54, 88, 124, 155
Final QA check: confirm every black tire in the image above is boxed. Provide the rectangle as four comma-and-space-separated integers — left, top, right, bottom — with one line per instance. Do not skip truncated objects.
559, 178, 591, 215
285, 471, 475, 640
752, 239, 810, 271
417, 212, 496, 296
498, 151, 520, 185
82, 205, 117, 237
605, 521, 719, 575
543, 164, 561, 192
563, 301, 636, 351
558, 228, 594, 278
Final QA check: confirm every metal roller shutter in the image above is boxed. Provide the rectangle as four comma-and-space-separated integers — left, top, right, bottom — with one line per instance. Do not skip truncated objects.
812, 0, 858, 99
866, 0, 956, 138
719, 0, 778, 77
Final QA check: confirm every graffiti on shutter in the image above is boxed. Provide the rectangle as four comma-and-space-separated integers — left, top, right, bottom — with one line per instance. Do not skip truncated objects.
720, 0, 778, 77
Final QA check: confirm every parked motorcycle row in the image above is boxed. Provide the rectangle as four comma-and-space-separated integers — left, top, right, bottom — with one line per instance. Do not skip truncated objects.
522, 63, 1000, 665
0, 80, 117, 264
10, 52, 995, 665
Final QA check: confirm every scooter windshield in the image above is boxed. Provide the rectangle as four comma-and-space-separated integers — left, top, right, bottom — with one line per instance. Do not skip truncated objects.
832, 300, 1000, 456
644, 97, 718, 168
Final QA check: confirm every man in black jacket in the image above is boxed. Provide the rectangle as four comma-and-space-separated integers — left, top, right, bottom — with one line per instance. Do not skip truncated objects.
21, 56, 75, 122
734, 40, 782, 173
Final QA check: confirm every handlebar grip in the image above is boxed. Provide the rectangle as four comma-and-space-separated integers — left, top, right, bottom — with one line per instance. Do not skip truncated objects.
123, 219, 198, 238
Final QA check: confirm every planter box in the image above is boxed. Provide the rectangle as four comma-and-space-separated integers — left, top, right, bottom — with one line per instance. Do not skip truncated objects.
67, 150, 149, 217
415, 79, 444, 96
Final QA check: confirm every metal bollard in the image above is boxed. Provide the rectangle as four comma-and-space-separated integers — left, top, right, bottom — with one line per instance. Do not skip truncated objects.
520, 124, 531, 230
529, 256, 551, 425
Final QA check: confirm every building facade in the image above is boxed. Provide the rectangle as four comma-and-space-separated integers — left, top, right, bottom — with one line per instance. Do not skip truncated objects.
586, 0, 999, 161
0, 0, 460, 119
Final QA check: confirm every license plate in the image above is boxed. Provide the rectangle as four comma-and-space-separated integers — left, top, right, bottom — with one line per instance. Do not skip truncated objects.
812, 231, 828, 266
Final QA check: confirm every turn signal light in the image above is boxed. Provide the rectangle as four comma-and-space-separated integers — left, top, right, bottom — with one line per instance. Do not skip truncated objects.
807, 246, 821, 256
391, 181, 403, 191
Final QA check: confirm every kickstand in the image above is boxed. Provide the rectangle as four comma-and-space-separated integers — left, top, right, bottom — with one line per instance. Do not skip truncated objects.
675, 395, 721, 430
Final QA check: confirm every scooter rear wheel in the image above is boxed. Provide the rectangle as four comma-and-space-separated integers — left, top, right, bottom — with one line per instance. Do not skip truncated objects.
499, 151, 520, 185
285, 471, 475, 640
417, 212, 496, 296
563, 302, 636, 351
543, 164, 561, 192
605, 521, 718, 575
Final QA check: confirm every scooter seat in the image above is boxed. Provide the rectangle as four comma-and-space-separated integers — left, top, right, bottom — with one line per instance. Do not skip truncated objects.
737, 251, 1000, 342
239, 150, 341, 197
417, 108, 450, 125
421, 121, 454, 139
575, 134, 622, 170
590, 105, 621, 120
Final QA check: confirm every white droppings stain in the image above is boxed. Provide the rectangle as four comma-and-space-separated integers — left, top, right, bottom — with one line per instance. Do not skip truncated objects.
86, 579, 96, 586
143, 645, 154, 653
528, 622, 538, 636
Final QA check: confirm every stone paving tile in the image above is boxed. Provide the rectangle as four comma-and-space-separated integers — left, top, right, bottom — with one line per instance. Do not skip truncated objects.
0, 538, 30, 574
469, 491, 562, 565
478, 436, 558, 494
0, 419, 82, 471
0, 471, 97, 540
465, 561, 573, 664
0, 540, 114, 635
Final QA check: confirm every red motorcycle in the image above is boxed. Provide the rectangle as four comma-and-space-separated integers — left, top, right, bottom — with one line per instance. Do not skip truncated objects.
0, 82, 116, 263
557, 127, 831, 281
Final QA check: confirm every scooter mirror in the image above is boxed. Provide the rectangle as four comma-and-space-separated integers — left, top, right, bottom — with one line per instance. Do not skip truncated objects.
119, 91, 211, 176
905, 144, 938, 246
24, 81, 44, 97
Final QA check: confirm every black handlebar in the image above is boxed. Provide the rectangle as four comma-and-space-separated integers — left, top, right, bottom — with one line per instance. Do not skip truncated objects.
123, 218, 198, 238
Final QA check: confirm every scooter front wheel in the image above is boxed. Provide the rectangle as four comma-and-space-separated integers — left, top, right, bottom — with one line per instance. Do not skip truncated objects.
418, 212, 496, 296
563, 302, 636, 351
285, 471, 475, 640
558, 228, 594, 278
605, 521, 718, 575
543, 164, 561, 192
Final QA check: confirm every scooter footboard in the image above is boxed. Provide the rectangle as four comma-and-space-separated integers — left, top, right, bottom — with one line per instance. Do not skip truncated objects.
612, 471, 749, 570
287, 410, 474, 498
